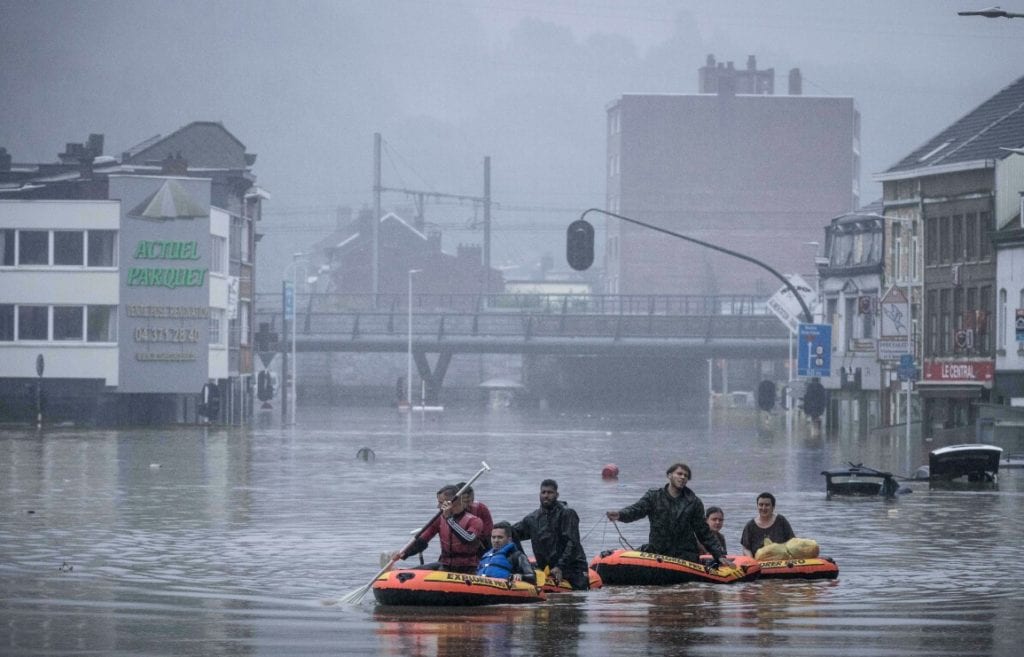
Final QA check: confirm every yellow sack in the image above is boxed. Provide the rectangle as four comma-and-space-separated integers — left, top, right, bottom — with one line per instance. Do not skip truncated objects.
785, 537, 820, 559
754, 538, 790, 560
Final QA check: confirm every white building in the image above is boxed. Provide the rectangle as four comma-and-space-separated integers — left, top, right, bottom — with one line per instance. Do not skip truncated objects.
0, 178, 234, 424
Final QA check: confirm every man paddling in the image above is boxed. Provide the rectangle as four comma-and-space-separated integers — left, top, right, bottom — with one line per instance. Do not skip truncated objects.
390, 484, 484, 574
607, 462, 732, 567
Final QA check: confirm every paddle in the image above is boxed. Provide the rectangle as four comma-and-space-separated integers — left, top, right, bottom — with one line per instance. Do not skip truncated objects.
338, 460, 491, 605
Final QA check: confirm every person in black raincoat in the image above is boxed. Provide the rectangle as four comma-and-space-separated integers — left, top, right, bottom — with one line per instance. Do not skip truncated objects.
606, 462, 732, 566
513, 479, 590, 590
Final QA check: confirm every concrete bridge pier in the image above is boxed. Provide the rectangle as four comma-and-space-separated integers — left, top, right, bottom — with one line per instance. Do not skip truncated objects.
412, 349, 452, 405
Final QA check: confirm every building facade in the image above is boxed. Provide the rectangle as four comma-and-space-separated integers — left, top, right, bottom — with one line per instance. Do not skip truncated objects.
816, 211, 885, 435
0, 123, 265, 425
875, 74, 1024, 436
605, 55, 859, 297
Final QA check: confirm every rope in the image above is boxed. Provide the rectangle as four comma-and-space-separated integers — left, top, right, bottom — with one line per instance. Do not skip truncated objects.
580, 516, 604, 541
610, 519, 635, 550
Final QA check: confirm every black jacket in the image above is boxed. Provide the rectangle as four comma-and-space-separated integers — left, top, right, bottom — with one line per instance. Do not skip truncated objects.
512, 501, 588, 573
616, 485, 725, 561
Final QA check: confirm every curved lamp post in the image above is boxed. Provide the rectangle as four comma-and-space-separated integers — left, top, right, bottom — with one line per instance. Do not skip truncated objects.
574, 208, 814, 323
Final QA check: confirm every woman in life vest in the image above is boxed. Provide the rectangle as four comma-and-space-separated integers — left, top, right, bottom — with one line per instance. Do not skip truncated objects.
476, 521, 536, 583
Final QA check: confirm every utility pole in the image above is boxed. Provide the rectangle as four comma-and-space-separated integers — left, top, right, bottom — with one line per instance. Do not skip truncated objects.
373, 133, 382, 300
483, 156, 491, 290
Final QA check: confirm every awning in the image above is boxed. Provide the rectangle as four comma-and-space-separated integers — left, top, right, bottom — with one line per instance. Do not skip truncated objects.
916, 384, 985, 399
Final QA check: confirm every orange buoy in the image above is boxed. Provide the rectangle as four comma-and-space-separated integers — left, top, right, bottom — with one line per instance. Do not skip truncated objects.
601, 463, 619, 479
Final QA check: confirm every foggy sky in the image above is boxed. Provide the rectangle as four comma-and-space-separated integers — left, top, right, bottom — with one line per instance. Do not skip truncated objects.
2, 0, 1023, 285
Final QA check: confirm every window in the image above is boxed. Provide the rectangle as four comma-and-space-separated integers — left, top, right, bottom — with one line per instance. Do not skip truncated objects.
209, 308, 224, 345
926, 290, 938, 356
87, 230, 117, 267
938, 216, 950, 263
86, 306, 117, 342
845, 297, 856, 346
210, 235, 226, 274
0, 304, 12, 340
240, 301, 250, 346
230, 218, 242, 262
18, 305, 48, 340
54, 231, 84, 266
53, 305, 84, 340
19, 231, 48, 265
241, 220, 251, 264
980, 212, 993, 258
911, 235, 919, 280
965, 213, 977, 261
940, 288, 951, 354
925, 219, 937, 266
952, 215, 963, 261
999, 288, 1007, 349
1, 229, 14, 266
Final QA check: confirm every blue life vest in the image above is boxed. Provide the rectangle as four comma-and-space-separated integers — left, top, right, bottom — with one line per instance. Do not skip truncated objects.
476, 542, 517, 578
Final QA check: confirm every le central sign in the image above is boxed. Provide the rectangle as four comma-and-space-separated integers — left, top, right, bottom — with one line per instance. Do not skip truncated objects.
922, 360, 994, 383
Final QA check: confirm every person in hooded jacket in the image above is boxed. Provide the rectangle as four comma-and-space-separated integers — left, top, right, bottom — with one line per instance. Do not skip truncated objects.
512, 479, 590, 590
607, 462, 732, 567
476, 521, 536, 583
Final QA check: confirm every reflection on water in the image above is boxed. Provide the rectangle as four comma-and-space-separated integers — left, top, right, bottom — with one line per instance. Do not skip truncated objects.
1, 407, 1022, 656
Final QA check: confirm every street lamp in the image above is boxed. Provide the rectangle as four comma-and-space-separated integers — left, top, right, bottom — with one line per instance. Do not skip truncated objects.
407, 269, 422, 408
891, 219, 916, 443
283, 253, 313, 426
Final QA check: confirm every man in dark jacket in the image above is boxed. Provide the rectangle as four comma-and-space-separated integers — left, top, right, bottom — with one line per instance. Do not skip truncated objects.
606, 462, 732, 566
513, 479, 590, 590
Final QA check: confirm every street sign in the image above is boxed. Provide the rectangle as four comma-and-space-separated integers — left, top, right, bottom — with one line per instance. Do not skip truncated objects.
797, 323, 832, 377
767, 274, 817, 334
283, 281, 294, 317
897, 353, 918, 382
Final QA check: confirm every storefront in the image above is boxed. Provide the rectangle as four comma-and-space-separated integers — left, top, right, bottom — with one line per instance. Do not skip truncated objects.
917, 359, 993, 436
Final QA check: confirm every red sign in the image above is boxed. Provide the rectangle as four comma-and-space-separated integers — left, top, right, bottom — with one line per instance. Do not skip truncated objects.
923, 360, 994, 382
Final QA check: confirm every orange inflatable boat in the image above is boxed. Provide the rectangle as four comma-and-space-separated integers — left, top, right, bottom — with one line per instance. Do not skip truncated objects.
371, 569, 547, 606
590, 549, 760, 586
731, 555, 839, 580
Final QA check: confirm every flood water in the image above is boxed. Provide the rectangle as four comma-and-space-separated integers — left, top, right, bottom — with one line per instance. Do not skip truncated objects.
2, 406, 1022, 657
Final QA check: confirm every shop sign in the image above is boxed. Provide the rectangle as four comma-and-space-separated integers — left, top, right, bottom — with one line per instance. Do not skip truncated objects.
922, 360, 994, 383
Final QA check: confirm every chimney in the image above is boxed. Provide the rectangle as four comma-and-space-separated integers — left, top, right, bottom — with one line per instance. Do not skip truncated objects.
788, 68, 802, 95
160, 152, 189, 175
0, 147, 10, 172
747, 55, 757, 71
718, 62, 736, 96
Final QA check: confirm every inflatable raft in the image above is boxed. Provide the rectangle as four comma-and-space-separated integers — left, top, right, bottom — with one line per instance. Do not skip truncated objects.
537, 567, 604, 594
371, 569, 547, 606
731, 555, 839, 580
590, 549, 760, 586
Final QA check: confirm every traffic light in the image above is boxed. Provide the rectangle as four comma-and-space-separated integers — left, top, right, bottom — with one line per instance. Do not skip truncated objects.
756, 380, 776, 411
566, 219, 595, 271
803, 380, 827, 419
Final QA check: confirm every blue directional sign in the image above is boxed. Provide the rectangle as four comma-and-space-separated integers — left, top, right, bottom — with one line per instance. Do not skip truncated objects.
797, 323, 832, 377
283, 282, 294, 318
897, 353, 918, 382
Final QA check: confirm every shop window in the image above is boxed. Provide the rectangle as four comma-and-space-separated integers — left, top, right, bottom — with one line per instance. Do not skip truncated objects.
54, 231, 85, 266
87, 230, 117, 267
86, 305, 117, 342
19, 231, 48, 265
18, 305, 48, 340
53, 305, 84, 340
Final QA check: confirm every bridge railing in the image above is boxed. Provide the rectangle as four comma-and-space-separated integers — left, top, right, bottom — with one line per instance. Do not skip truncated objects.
255, 292, 769, 318
254, 294, 784, 343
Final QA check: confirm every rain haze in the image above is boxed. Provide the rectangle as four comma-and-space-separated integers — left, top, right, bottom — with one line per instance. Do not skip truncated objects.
2, 0, 1023, 286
